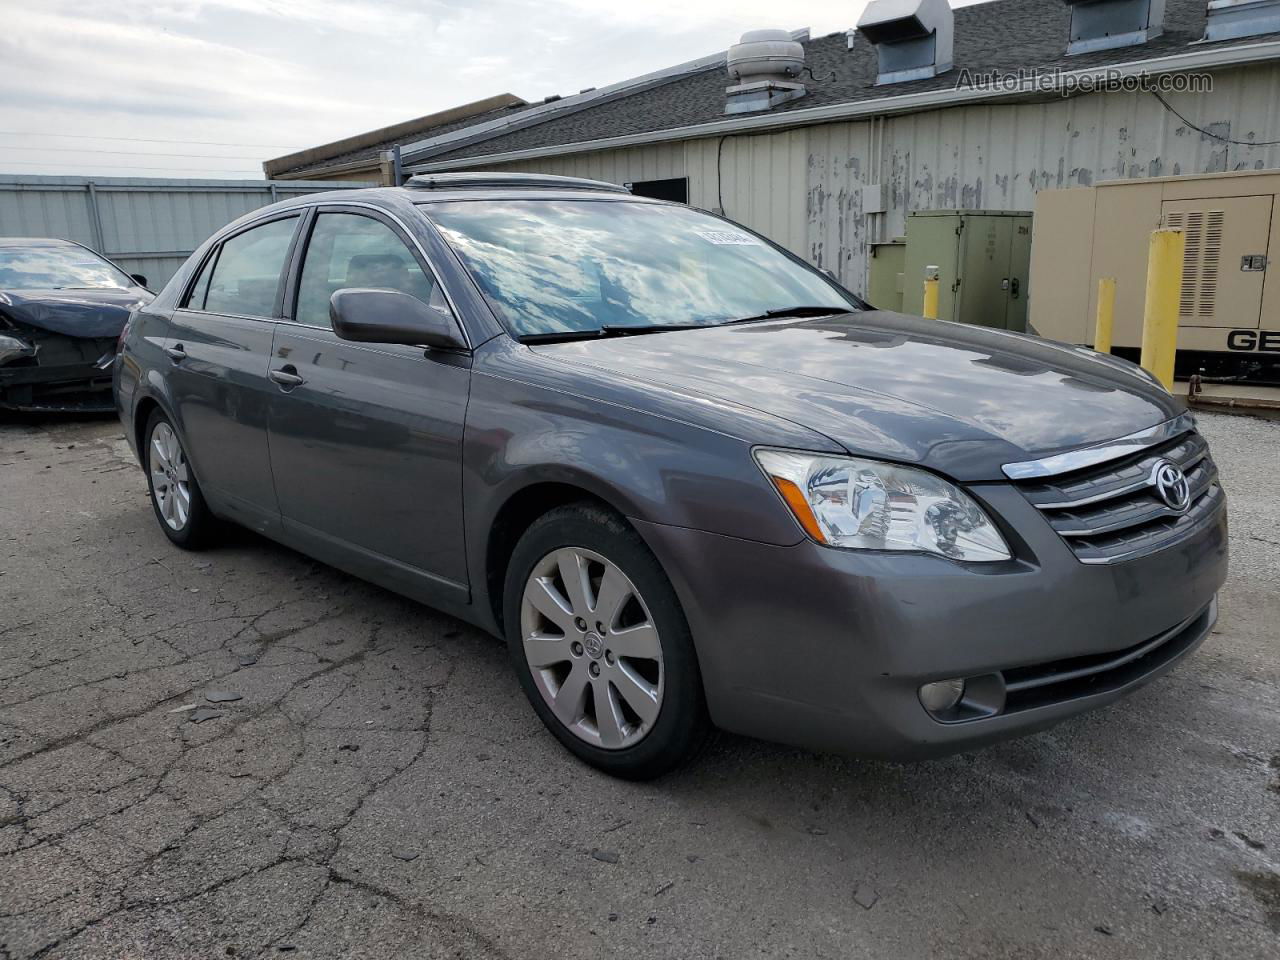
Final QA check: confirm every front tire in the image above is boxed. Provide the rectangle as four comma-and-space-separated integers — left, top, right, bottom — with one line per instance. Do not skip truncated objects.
144, 409, 215, 549
504, 503, 710, 780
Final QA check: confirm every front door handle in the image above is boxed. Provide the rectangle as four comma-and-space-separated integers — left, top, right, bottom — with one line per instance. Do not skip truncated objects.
269, 365, 306, 388
164, 343, 186, 362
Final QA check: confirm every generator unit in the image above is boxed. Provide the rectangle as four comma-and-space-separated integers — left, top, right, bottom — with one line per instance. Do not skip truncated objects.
1030, 169, 1279, 383
869, 210, 1033, 330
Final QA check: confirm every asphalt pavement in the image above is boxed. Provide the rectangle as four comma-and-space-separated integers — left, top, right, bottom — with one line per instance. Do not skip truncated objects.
1, 409, 1277, 959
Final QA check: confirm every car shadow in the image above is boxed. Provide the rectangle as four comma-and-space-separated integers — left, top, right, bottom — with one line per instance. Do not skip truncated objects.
0, 408, 118, 427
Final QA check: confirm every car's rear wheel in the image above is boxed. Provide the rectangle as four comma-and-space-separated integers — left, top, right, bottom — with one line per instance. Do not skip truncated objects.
504, 502, 710, 779
144, 409, 214, 548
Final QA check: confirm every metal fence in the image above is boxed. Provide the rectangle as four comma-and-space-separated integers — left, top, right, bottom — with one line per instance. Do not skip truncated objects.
0, 175, 366, 289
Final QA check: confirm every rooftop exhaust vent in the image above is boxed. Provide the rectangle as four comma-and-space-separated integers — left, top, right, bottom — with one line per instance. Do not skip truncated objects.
856, 0, 954, 85
1061, 0, 1166, 55
724, 29, 807, 114
1204, 0, 1280, 41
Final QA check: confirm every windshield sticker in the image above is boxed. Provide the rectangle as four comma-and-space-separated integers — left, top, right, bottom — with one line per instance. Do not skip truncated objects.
694, 230, 760, 246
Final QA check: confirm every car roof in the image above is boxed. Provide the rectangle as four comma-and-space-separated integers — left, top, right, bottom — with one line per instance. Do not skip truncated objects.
207, 174, 667, 244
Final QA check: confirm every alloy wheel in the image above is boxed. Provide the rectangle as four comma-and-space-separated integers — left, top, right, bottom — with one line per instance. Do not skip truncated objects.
520, 547, 664, 750
149, 422, 192, 531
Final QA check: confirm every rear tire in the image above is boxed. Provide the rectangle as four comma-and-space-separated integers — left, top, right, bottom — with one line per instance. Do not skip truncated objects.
143, 409, 215, 549
503, 502, 710, 779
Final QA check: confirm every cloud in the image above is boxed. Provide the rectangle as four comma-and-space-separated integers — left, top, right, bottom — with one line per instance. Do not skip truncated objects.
0, 0, 980, 178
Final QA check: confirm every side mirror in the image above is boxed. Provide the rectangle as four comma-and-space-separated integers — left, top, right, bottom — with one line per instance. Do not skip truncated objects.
329, 288, 467, 350
130, 273, 149, 288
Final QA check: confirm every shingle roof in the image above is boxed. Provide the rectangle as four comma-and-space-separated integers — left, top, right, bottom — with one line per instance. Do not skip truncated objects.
275, 103, 538, 177
417, 0, 1277, 164
268, 96, 534, 178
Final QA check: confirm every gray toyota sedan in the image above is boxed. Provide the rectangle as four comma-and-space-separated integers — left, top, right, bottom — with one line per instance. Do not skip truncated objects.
115, 172, 1227, 779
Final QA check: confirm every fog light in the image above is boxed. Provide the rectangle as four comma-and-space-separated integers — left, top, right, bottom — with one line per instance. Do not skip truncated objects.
919, 678, 966, 714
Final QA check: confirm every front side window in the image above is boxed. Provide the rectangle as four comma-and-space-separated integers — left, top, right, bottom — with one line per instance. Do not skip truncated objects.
423, 199, 854, 338
203, 216, 298, 318
0, 244, 133, 291
294, 212, 442, 328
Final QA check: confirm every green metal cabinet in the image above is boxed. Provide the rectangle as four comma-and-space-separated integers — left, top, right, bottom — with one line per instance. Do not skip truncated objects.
900, 210, 1033, 331
867, 238, 906, 313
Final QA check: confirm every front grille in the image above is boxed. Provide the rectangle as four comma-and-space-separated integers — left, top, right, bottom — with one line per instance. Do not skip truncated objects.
1016, 428, 1223, 564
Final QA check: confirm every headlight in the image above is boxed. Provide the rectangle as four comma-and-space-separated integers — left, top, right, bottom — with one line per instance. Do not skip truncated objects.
754, 449, 1011, 562
0, 333, 35, 365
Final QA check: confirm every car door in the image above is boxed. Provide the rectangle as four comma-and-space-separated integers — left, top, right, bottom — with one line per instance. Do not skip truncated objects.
164, 213, 301, 533
265, 205, 471, 597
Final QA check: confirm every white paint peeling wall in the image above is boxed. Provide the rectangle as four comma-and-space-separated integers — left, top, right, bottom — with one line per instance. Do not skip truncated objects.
482, 61, 1280, 295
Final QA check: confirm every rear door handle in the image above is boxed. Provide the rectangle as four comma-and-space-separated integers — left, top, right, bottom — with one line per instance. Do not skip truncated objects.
164, 343, 186, 362
269, 365, 306, 388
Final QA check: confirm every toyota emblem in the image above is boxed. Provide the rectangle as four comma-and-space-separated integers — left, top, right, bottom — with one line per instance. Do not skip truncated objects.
1150, 459, 1191, 513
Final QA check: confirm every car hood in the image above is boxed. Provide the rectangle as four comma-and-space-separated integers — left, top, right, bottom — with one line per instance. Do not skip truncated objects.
533, 311, 1182, 482
0, 287, 153, 338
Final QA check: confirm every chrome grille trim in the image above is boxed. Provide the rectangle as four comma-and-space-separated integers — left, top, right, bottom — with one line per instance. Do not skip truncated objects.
1001, 412, 1195, 480
1048, 460, 1217, 537
1012, 422, 1223, 565
1026, 438, 1208, 510
1071, 484, 1224, 564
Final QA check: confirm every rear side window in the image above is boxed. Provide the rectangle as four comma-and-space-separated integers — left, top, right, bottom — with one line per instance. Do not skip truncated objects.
184, 250, 216, 310
203, 217, 298, 318
294, 212, 443, 328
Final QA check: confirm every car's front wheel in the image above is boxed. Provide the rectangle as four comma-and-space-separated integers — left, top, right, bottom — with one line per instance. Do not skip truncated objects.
504, 503, 710, 779
144, 409, 215, 548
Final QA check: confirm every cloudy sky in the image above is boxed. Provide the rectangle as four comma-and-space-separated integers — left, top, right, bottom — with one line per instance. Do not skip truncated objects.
0, 1, 982, 180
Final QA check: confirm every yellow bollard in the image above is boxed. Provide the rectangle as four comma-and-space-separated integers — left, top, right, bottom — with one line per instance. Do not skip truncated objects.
1094, 277, 1116, 355
1139, 229, 1186, 390
922, 265, 940, 320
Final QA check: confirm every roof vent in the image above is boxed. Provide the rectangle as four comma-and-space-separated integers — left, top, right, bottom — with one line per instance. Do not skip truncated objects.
1061, 0, 1165, 55
724, 29, 807, 115
856, 0, 954, 85
1204, 0, 1280, 41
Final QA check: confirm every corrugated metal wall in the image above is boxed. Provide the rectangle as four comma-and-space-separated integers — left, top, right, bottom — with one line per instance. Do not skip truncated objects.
0, 176, 363, 288
476, 61, 1280, 300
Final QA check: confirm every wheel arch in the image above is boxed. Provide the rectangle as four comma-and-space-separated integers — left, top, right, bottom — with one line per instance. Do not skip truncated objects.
132, 394, 164, 460
131, 389, 202, 490
483, 478, 636, 635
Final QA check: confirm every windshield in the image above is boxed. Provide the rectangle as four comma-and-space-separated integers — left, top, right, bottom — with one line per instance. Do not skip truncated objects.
423, 199, 855, 338
0, 245, 134, 291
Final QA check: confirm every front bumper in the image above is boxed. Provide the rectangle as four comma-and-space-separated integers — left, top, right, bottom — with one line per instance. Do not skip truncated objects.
632, 482, 1228, 760
0, 334, 117, 412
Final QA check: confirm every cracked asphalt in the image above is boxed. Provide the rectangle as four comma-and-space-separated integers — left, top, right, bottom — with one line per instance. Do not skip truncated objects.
1, 409, 1278, 959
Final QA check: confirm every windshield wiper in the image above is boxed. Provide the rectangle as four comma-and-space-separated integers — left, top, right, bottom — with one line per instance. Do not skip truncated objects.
519, 323, 707, 345
517, 309, 846, 345
717, 305, 848, 326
